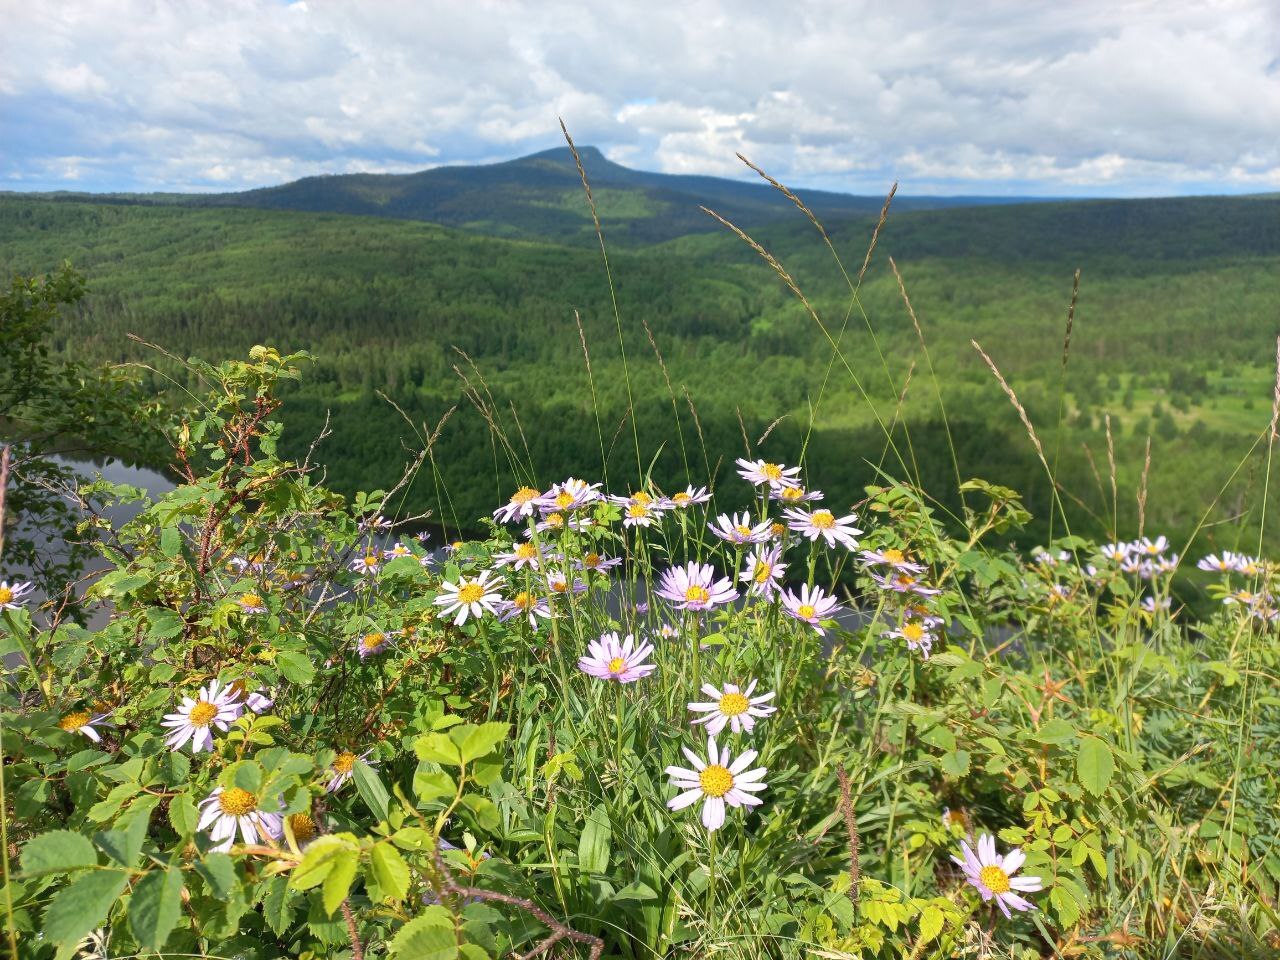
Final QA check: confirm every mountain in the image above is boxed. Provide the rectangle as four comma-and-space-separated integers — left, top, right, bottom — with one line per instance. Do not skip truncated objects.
5, 146, 1047, 246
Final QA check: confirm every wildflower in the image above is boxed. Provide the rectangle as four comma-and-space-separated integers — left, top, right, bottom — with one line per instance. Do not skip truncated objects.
781, 583, 842, 633
1155, 554, 1180, 574
735, 457, 801, 490
359, 514, 393, 532
161, 680, 241, 753
58, 709, 112, 743
1141, 596, 1171, 614
708, 512, 772, 545
941, 806, 968, 831
383, 542, 414, 560
285, 812, 321, 847
688, 680, 776, 735
1233, 554, 1263, 576
350, 553, 382, 576
235, 592, 268, 615
499, 591, 554, 628
668, 485, 711, 508
579, 551, 622, 573
1224, 588, 1263, 607
434, 571, 503, 626
493, 541, 544, 571
656, 562, 739, 612
903, 602, 945, 628
666, 736, 768, 832
577, 631, 656, 683
531, 511, 593, 535
1120, 555, 1147, 576
326, 749, 375, 793
870, 570, 941, 597
197, 785, 282, 852
658, 623, 679, 639
1133, 535, 1168, 557
740, 545, 786, 599
860, 546, 925, 573
1033, 549, 1070, 567
229, 680, 273, 714
546, 571, 587, 596
621, 500, 659, 528
539, 478, 602, 514
952, 834, 1043, 918
416, 530, 432, 544
1197, 552, 1239, 573
494, 486, 543, 523
1100, 542, 1130, 562
885, 619, 936, 658
229, 552, 268, 573
0, 579, 34, 610
770, 483, 823, 504
784, 507, 861, 550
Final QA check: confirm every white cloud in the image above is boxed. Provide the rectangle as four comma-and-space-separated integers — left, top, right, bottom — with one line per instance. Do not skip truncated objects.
0, 0, 1277, 195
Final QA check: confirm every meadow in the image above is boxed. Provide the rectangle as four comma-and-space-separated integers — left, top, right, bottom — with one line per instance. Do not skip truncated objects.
2, 151, 1280, 959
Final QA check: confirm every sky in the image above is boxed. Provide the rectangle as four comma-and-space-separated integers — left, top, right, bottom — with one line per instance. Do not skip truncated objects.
2, 0, 1278, 198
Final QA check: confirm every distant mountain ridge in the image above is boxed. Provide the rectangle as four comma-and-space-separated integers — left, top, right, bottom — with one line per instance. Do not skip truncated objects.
3, 146, 1050, 245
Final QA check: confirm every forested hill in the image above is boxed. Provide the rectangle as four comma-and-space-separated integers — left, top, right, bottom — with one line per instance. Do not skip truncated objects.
2, 146, 1043, 246
1, 189, 1279, 550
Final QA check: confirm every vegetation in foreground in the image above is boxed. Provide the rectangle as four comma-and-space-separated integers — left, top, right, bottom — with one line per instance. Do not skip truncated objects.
2, 346, 1278, 960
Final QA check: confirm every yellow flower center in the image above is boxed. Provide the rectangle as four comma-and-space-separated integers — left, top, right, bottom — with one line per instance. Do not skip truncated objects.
457, 583, 485, 604
545, 513, 565, 528
59, 711, 91, 732
718, 692, 750, 716
883, 548, 905, 564
361, 555, 379, 568
754, 563, 772, 583
333, 751, 357, 774
735, 524, 753, 537
555, 491, 575, 509
584, 553, 601, 568
902, 622, 924, 642
550, 578, 569, 593
239, 593, 263, 608
632, 492, 652, 506
512, 486, 540, 504
0, 587, 12, 605
797, 604, 816, 619
189, 701, 218, 727
217, 787, 258, 816
895, 575, 916, 589
810, 510, 835, 529
628, 504, 649, 518
514, 543, 537, 560
607, 657, 626, 673
770, 522, 786, 537
979, 864, 1011, 895
513, 591, 534, 609
288, 813, 317, 843
361, 632, 385, 651
761, 463, 783, 481
684, 585, 711, 604
672, 492, 691, 505
699, 764, 734, 798
780, 486, 804, 501
451, 541, 463, 550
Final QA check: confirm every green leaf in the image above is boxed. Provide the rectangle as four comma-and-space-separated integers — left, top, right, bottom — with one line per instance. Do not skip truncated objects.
41, 869, 128, 945
918, 904, 945, 944
414, 732, 462, 766
261, 875, 297, 936
147, 608, 185, 641
1076, 736, 1115, 797
578, 804, 611, 875
20, 830, 97, 876
1049, 884, 1080, 928
370, 843, 411, 902
413, 765, 457, 803
939, 749, 971, 777
1028, 718, 1077, 745
388, 911, 458, 959
276, 650, 315, 685
196, 853, 237, 900
290, 834, 358, 892
322, 849, 359, 916
169, 794, 199, 835
353, 760, 391, 822
129, 867, 184, 951
457, 722, 509, 763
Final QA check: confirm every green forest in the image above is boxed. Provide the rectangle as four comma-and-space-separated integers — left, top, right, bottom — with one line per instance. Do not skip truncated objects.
2, 180, 1279, 552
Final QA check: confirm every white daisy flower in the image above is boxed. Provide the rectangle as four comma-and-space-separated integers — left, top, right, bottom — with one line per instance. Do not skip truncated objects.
687, 680, 776, 735
0, 579, 34, 610
781, 583, 842, 633
952, 834, 1043, 918
494, 486, 543, 524
160, 680, 241, 753
355, 630, 396, 658
783, 507, 862, 550
235, 591, 268, 615
350, 553, 383, 576
1197, 552, 1238, 573
546, 571, 587, 596
434, 571, 504, 625
326, 749, 375, 793
498, 590, 555, 629
1133, 535, 1168, 557
538, 478, 603, 514
197, 785, 282, 852
665, 736, 768, 832
667, 486, 711, 508
383, 542, 414, 560
859, 546, 925, 572
740, 545, 786, 599
1233, 554, 1263, 576
734, 458, 801, 489
58, 709, 112, 743
493, 541, 544, 571
770, 483, 823, 504
577, 631, 656, 683
884, 619, 937, 659
578, 551, 622, 574
708, 512, 772, 545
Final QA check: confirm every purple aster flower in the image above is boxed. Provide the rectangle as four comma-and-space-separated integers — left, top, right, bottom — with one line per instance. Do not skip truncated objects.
780, 583, 842, 633
577, 631, 656, 683
655, 562, 739, 612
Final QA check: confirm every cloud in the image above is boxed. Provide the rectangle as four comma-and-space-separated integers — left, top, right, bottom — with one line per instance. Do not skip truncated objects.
1, 0, 1277, 195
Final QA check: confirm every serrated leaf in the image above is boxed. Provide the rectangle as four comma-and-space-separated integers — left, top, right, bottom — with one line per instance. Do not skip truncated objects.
129, 867, 183, 951
169, 794, 199, 835
413, 765, 457, 803
261, 875, 297, 936
388, 912, 458, 959
41, 869, 128, 945
322, 849, 359, 916
457, 722, 509, 763
290, 834, 357, 891
1049, 884, 1080, 928
20, 830, 97, 876
197, 852, 237, 900
1076, 736, 1114, 797
276, 650, 315, 685
415, 732, 462, 766
918, 904, 945, 944
939, 749, 970, 777
370, 843, 411, 902
1028, 718, 1077, 745
353, 760, 391, 822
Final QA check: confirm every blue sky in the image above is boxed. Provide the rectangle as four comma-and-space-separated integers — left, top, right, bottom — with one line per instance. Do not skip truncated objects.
2, 1, 1278, 198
